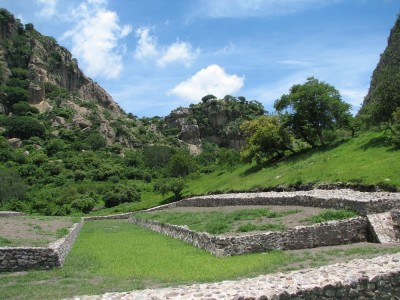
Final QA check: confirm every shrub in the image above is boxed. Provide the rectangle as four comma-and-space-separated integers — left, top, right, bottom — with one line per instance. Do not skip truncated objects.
11, 101, 39, 116
0, 116, 45, 139
71, 196, 96, 213
154, 178, 187, 200
0, 168, 27, 206
103, 184, 141, 208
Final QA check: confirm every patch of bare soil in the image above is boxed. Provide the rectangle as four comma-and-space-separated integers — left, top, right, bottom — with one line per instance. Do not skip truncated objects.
0, 216, 75, 247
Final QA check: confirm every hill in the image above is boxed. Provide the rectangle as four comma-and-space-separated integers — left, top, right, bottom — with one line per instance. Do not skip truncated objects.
359, 15, 400, 124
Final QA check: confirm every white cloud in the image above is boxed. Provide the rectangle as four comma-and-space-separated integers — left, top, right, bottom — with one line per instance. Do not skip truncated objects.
134, 27, 159, 60
194, 0, 342, 18
36, 0, 58, 18
157, 41, 199, 67
170, 64, 244, 101
134, 27, 199, 67
62, 0, 132, 79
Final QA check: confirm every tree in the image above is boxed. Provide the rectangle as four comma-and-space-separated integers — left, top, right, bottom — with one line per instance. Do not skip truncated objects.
167, 152, 197, 177
0, 86, 29, 113
274, 77, 351, 147
103, 184, 141, 208
0, 168, 27, 206
154, 178, 187, 200
0, 116, 45, 139
240, 116, 294, 164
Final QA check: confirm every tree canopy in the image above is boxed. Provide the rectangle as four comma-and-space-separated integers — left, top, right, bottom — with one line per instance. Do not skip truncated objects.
274, 77, 351, 147
240, 115, 294, 164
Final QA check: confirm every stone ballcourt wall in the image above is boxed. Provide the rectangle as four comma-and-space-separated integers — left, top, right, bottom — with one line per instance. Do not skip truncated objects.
147, 189, 400, 215
0, 212, 134, 272
0, 211, 26, 217
0, 221, 83, 272
130, 216, 369, 256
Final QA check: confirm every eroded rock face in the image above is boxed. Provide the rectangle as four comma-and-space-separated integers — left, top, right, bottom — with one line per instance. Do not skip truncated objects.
164, 108, 201, 145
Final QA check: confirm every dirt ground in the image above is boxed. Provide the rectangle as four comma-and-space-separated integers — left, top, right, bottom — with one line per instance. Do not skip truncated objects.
0, 216, 75, 246
151, 205, 332, 234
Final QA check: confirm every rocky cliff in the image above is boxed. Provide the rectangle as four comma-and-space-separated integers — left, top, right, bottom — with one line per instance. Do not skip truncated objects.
164, 96, 265, 149
0, 9, 158, 147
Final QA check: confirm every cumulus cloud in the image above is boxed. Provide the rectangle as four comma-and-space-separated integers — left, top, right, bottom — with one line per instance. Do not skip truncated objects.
36, 0, 58, 18
134, 27, 199, 67
134, 27, 159, 60
170, 64, 244, 101
157, 41, 199, 67
194, 0, 342, 18
63, 0, 132, 79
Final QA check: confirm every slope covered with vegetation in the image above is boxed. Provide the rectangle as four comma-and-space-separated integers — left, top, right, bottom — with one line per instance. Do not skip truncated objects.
0, 9, 399, 217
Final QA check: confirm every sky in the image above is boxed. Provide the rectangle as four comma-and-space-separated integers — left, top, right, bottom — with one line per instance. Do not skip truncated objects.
0, 0, 399, 117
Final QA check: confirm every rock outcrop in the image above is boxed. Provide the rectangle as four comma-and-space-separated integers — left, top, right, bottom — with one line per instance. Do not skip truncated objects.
164, 98, 265, 150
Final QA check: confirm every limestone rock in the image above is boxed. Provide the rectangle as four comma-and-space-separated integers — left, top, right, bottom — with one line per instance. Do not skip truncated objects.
8, 138, 22, 148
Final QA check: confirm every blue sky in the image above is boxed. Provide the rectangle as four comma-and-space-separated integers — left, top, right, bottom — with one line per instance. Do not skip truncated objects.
0, 0, 398, 117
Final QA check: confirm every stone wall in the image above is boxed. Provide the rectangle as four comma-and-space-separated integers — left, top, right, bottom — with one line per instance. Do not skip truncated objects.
130, 216, 369, 256
83, 212, 132, 221
148, 190, 400, 215
0, 211, 25, 217
0, 221, 83, 272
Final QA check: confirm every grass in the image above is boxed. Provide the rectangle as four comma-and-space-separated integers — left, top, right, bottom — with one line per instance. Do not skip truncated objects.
86, 131, 399, 216
0, 219, 399, 300
185, 131, 400, 196
135, 208, 299, 234
237, 223, 286, 232
301, 209, 359, 224
0, 236, 12, 246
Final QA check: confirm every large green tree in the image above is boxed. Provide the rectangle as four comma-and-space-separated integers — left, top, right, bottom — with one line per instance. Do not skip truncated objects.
240, 115, 294, 164
274, 77, 351, 147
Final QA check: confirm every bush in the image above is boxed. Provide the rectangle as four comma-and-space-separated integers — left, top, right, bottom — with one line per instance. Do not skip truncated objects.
71, 196, 96, 213
11, 101, 39, 116
0, 116, 45, 139
154, 178, 187, 200
0, 168, 27, 206
103, 184, 141, 208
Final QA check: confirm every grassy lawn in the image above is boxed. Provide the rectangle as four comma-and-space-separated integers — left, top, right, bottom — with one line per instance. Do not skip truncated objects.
135, 208, 300, 234
1, 219, 399, 300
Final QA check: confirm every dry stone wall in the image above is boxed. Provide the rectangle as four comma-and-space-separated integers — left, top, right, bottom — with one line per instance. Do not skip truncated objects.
0, 211, 25, 217
0, 221, 83, 272
151, 190, 400, 215
130, 216, 369, 256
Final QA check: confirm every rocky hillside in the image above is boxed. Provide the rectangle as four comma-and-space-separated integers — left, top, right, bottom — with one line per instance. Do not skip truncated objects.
359, 15, 400, 123
0, 9, 165, 148
163, 95, 265, 150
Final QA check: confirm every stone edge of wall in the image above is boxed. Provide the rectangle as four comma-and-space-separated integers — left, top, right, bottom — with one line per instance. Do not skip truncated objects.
0, 211, 26, 217
0, 212, 132, 272
144, 191, 400, 215
130, 216, 369, 256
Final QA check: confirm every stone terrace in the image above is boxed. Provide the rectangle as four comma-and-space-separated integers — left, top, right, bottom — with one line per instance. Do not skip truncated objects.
73, 190, 400, 299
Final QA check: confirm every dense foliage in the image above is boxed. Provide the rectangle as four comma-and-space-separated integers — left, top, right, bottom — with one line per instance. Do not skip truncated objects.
274, 77, 352, 148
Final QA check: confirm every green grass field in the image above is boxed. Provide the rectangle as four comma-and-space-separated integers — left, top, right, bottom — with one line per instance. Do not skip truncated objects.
135, 208, 299, 234
0, 219, 399, 300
